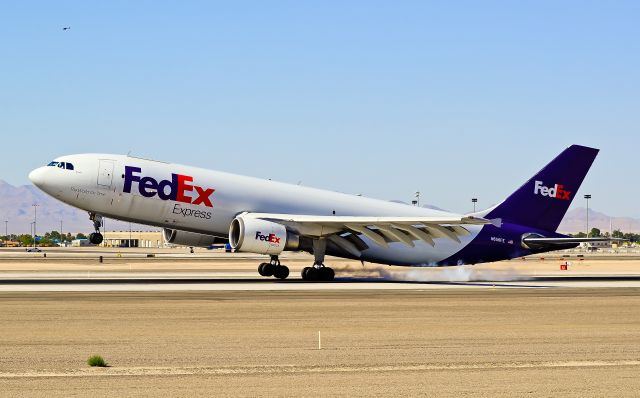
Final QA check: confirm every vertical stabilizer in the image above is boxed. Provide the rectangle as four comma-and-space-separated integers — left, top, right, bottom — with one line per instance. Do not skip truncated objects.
482, 145, 599, 232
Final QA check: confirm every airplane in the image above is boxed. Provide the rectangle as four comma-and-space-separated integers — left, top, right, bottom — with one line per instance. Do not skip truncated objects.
28, 145, 613, 281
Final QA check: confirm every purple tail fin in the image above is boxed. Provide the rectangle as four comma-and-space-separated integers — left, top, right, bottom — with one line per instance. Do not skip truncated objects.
484, 145, 599, 232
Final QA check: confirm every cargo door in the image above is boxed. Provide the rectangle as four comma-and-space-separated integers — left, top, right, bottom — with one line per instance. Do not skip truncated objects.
97, 159, 115, 188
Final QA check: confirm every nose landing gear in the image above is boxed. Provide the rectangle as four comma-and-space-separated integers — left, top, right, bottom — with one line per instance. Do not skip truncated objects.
258, 255, 290, 280
88, 213, 104, 245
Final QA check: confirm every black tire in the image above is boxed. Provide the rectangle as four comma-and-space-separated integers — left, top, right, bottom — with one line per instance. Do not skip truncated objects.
301, 267, 311, 280
262, 263, 275, 277
258, 263, 268, 276
320, 267, 335, 281
89, 232, 103, 245
306, 267, 319, 281
273, 265, 289, 280
318, 267, 328, 281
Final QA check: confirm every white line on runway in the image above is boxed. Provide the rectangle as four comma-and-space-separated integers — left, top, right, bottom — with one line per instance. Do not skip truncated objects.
1, 279, 640, 291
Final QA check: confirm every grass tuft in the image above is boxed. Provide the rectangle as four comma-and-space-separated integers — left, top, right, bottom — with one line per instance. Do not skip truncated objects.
87, 355, 108, 367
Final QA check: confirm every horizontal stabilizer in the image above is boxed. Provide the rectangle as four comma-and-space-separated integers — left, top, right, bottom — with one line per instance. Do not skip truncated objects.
522, 236, 626, 250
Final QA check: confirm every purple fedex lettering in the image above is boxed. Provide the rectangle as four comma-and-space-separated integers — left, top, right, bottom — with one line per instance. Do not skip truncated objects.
123, 166, 142, 194
139, 176, 158, 198
157, 174, 178, 201
123, 166, 214, 207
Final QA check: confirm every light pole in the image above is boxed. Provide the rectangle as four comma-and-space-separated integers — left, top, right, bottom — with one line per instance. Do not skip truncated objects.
32, 204, 39, 248
4, 220, 7, 238
471, 198, 478, 213
60, 220, 63, 244
584, 194, 591, 237
414, 191, 420, 207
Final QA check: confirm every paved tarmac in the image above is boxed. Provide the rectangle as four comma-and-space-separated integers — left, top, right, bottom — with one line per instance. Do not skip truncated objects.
1, 248, 640, 396
1, 247, 640, 292
1, 288, 639, 397
0, 274, 640, 292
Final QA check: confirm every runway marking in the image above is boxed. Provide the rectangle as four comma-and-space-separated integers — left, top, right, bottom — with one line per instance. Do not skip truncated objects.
2, 273, 640, 291
2, 360, 640, 378
3, 276, 640, 291
0, 281, 549, 292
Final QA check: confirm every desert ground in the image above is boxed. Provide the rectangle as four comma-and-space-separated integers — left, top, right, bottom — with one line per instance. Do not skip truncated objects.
0, 248, 639, 397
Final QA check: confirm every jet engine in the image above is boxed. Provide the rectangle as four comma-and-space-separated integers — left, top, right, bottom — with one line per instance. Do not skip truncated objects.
229, 216, 299, 255
163, 228, 222, 247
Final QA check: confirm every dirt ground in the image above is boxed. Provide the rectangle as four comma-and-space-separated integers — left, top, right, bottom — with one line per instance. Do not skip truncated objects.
1, 288, 640, 397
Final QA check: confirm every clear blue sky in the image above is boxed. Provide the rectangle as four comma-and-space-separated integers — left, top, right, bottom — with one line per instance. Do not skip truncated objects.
1, 1, 638, 216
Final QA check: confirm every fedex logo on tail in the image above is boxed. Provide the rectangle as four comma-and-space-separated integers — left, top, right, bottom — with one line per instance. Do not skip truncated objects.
123, 166, 215, 207
533, 180, 571, 201
255, 231, 281, 244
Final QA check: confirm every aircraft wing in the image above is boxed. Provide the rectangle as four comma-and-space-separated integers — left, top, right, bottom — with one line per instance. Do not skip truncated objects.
245, 213, 494, 255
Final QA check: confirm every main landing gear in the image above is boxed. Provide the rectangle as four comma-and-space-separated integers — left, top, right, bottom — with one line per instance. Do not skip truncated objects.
88, 213, 104, 245
256, 239, 336, 282
301, 238, 335, 282
301, 264, 335, 282
258, 255, 290, 280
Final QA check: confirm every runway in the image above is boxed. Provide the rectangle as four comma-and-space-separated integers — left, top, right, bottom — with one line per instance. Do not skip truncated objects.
1, 274, 640, 291
1, 249, 640, 396
2, 248, 640, 291
1, 287, 640, 397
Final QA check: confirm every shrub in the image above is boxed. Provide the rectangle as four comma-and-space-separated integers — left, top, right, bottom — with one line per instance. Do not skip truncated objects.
87, 355, 108, 367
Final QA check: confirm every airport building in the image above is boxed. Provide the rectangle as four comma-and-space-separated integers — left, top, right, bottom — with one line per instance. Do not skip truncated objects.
101, 231, 165, 248
71, 239, 93, 247
580, 240, 613, 251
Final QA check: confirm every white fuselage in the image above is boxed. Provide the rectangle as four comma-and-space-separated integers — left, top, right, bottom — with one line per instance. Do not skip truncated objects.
29, 154, 481, 265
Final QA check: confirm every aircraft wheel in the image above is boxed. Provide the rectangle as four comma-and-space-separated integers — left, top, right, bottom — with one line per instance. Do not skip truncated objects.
262, 262, 275, 277
89, 232, 103, 245
258, 263, 269, 276
320, 267, 335, 281
306, 267, 319, 281
273, 265, 289, 280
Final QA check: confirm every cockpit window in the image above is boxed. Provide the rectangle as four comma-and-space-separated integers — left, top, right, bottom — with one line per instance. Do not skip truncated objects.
47, 161, 74, 170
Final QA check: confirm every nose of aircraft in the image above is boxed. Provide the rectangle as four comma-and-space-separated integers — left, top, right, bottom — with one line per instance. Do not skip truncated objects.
28, 167, 47, 188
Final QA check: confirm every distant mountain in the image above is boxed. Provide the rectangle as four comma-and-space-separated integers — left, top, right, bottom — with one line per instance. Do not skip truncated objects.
388, 200, 410, 205
386, 199, 639, 233
421, 204, 449, 212
0, 180, 156, 235
558, 207, 640, 234
389, 200, 449, 212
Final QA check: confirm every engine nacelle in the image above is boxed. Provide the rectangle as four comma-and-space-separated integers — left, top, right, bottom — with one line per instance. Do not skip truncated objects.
163, 228, 221, 247
229, 216, 299, 255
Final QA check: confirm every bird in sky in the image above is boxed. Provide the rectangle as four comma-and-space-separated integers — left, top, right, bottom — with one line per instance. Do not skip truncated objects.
62, 26, 70, 31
